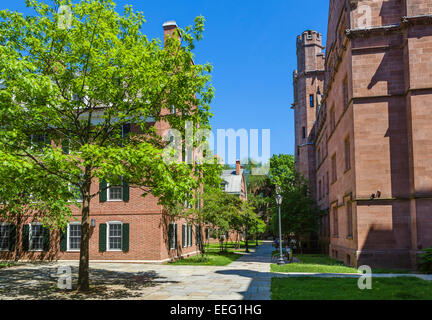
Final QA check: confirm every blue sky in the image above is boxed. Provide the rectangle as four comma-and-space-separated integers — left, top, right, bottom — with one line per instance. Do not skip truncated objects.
0, 0, 329, 162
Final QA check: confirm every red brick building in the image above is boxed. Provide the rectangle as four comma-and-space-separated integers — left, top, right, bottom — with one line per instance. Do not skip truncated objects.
293, 0, 432, 269
0, 21, 202, 263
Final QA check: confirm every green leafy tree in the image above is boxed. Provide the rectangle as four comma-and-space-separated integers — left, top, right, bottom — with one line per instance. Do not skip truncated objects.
268, 154, 322, 251
0, 0, 214, 291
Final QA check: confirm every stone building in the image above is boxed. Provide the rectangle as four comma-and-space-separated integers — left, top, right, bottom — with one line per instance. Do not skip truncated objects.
293, 0, 432, 269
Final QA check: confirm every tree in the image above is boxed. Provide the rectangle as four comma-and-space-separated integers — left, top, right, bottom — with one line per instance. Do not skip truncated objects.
268, 154, 322, 252
0, 0, 214, 291
0, 151, 73, 260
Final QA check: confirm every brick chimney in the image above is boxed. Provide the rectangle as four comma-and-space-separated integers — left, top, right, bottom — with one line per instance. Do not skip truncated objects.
236, 160, 241, 175
163, 20, 178, 46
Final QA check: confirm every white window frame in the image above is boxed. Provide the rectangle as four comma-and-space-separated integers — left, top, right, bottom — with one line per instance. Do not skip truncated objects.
0, 222, 10, 252
67, 222, 81, 252
106, 221, 123, 251
29, 223, 44, 252
107, 181, 123, 202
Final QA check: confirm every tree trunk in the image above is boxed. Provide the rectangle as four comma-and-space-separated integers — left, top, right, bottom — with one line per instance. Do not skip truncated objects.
77, 178, 91, 292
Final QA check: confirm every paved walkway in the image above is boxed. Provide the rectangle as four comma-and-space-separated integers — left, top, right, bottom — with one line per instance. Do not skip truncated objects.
1, 241, 431, 300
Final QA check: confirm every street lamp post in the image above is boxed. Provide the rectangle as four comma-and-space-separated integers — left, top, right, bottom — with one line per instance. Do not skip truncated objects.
275, 185, 285, 265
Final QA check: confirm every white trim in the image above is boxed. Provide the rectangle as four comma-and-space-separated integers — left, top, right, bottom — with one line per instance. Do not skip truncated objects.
106, 221, 123, 251
0, 222, 10, 251
67, 222, 81, 252
107, 182, 123, 202
29, 222, 44, 252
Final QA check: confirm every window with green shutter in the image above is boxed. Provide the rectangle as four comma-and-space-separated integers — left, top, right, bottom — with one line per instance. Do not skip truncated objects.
182, 224, 186, 248
99, 179, 107, 202
122, 178, 129, 202
122, 223, 129, 252
22, 224, 30, 251
42, 227, 50, 251
8, 224, 16, 251
60, 228, 67, 252
99, 223, 107, 252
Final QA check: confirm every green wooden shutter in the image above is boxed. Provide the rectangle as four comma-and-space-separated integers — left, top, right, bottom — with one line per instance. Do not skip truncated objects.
99, 223, 107, 252
99, 179, 107, 202
174, 224, 177, 249
60, 228, 67, 252
8, 224, 16, 251
22, 224, 29, 251
182, 224, 185, 248
122, 178, 129, 202
168, 224, 173, 250
122, 223, 129, 252
42, 227, 50, 251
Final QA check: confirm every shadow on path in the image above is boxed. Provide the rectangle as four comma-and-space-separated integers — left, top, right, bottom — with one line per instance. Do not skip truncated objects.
0, 265, 179, 300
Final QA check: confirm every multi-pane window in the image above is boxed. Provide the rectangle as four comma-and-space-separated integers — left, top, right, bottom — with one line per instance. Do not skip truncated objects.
347, 202, 353, 238
302, 127, 306, 139
108, 183, 123, 201
330, 105, 336, 131
333, 207, 339, 237
68, 224, 81, 251
182, 224, 193, 247
310, 94, 314, 108
30, 224, 43, 251
345, 137, 351, 171
0, 224, 9, 250
108, 222, 122, 250
343, 77, 349, 108
331, 154, 337, 183
170, 105, 176, 114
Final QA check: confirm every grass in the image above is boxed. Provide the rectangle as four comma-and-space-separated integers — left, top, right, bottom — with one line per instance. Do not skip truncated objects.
168, 251, 241, 266
168, 241, 261, 266
271, 254, 413, 274
0, 262, 14, 269
271, 277, 432, 300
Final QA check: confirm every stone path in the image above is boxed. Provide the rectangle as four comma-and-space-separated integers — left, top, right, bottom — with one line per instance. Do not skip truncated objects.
0, 242, 274, 300
1, 241, 431, 300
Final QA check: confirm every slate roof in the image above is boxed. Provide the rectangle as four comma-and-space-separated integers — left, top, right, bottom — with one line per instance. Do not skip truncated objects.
220, 169, 246, 196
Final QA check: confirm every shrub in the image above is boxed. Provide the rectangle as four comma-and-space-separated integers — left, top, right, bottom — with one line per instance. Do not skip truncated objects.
418, 247, 432, 274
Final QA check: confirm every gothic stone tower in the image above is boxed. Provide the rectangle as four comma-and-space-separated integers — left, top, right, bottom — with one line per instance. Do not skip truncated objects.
292, 30, 325, 198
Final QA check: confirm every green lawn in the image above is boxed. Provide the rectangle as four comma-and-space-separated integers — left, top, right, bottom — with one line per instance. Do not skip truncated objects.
168, 241, 261, 266
168, 251, 241, 266
0, 262, 14, 269
205, 241, 262, 252
271, 254, 412, 274
271, 277, 432, 300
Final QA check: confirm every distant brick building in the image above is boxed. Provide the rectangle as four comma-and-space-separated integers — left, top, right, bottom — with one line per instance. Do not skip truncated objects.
0, 21, 201, 263
293, 0, 432, 269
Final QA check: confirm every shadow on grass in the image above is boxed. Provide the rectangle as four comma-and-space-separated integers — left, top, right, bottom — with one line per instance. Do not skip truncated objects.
0, 264, 179, 300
